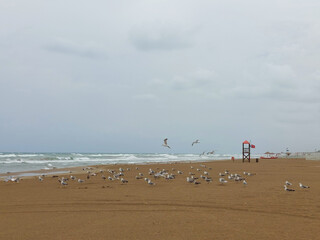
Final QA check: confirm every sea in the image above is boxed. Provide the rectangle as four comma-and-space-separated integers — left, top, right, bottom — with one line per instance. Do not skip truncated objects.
0, 152, 257, 174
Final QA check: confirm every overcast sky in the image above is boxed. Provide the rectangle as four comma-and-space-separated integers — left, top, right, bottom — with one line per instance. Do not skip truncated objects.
0, 0, 319, 154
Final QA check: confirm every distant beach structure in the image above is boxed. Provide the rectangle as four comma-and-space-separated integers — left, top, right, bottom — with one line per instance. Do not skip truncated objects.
306, 152, 320, 160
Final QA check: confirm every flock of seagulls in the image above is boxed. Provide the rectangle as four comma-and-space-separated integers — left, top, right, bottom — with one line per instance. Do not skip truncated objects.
2, 167, 312, 194
185, 166, 254, 186
2, 156, 312, 194
3, 164, 256, 188
284, 181, 310, 192
47, 166, 159, 187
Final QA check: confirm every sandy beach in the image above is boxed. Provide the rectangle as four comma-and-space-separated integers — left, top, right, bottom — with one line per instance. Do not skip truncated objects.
0, 158, 319, 240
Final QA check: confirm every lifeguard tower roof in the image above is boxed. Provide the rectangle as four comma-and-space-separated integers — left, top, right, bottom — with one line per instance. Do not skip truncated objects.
243, 140, 250, 144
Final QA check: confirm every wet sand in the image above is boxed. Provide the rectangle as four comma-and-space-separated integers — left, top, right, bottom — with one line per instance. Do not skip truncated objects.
0, 158, 319, 240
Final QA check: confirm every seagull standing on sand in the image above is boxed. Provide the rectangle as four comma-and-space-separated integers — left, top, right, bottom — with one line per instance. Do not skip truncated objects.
299, 183, 310, 189
162, 138, 171, 149
121, 178, 128, 183
186, 177, 194, 183
192, 140, 200, 146
147, 179, 155, 185
285, 181, 292, 186
219, 178, 228, 184
284, 185, 295, 191
61, 180, 68, 186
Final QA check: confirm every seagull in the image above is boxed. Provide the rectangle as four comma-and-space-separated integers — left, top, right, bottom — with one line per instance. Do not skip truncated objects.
284, 185, 295, 191
121, 178, 128, 183
78, 179, 84, 183
205, 177, 212, 183
162, 138, 171, 148
285, 181, 292, 186
243, 180, 247, 185
10, 177, 20, 183
61, 180, 68, 186
219, 178, 228, 184
147, 179, 155, 185
192, 140, 200, 146
199, 151, 205, 157
186, 177, 194, 183
38, 176, 43, 182
299, 183, 310, 189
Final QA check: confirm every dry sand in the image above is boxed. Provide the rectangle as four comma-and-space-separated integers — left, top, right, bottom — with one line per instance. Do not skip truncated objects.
0, 158, 320, 240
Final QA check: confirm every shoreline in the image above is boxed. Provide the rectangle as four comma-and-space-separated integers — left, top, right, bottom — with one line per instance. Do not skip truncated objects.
0, 158, 234, 178
0, 152, 265, 176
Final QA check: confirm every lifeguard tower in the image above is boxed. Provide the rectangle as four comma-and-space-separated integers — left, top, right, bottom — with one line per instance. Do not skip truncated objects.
242, 140, 251, 162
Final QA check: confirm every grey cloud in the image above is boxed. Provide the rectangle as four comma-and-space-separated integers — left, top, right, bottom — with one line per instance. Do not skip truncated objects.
150, 68, 217, 91
44, 39, 107, 59
130, 24, 194, 51
132, 94, 158, 101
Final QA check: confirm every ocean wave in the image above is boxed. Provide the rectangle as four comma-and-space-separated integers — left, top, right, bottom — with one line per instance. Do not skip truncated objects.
57, 157, 73, 160
0, 160, 27, 164
17, 154, 44, 157
0, 154, 17, 158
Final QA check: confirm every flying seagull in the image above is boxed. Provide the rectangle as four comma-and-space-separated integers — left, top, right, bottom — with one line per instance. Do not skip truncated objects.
192, 140, 200, 146
162, 138, 171, 148
199, 151, 205, 156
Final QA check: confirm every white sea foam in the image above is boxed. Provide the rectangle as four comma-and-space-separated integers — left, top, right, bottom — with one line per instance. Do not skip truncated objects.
0, 154, 17, 158
17, 154, 43, 157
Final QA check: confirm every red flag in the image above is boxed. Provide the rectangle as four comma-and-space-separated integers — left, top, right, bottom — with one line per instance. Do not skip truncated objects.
251, 144, 256, 148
